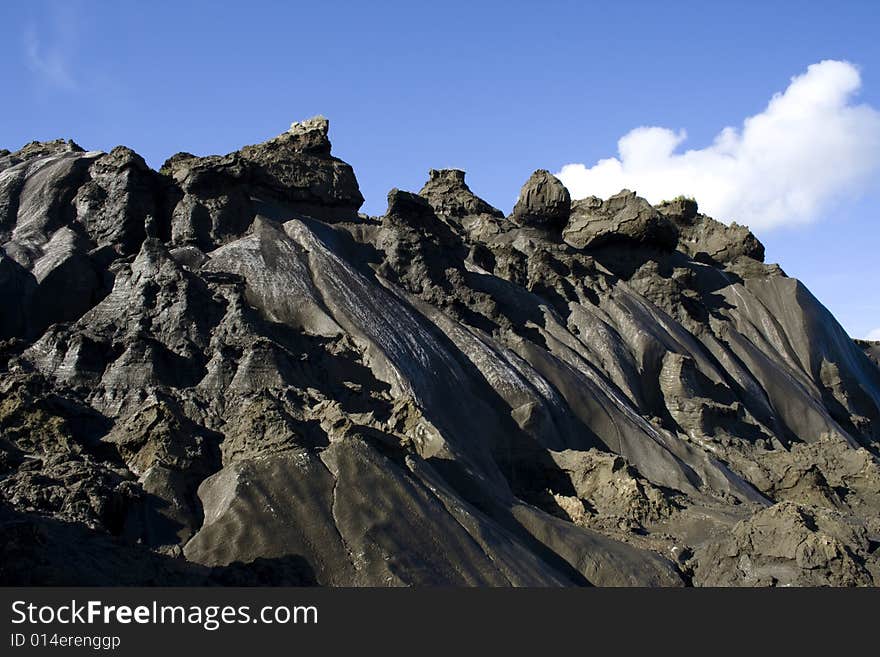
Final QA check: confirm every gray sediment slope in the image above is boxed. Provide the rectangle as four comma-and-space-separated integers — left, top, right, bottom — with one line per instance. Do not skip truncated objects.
1, 119, 878, 586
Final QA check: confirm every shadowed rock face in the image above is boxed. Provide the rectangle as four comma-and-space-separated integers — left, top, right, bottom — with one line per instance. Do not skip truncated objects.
1, 118, 879, 587
856, 339, 880, 368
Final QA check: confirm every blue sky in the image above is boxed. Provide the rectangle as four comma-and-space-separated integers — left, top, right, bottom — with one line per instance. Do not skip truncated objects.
2, 0, 879, 338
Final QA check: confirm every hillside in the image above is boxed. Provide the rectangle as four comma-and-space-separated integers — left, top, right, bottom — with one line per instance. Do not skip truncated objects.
1, 117, 878, 586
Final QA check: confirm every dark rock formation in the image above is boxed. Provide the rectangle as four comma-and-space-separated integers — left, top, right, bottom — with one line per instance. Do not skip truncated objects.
385, 188, 435, 223
511, 169, 571, 228
159, 115, 363, 250
856, 339, 880, 367
563, 190, 678, 250
1, 118, 879, 587
419, 169, 503, 220
74, 146, 161, 255
657, 197, 765, 264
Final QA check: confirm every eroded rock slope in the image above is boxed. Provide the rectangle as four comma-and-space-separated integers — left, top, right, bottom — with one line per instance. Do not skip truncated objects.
2, 118, 879, 586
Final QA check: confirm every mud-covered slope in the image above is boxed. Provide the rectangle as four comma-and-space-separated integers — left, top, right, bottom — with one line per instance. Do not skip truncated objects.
2, 118, 878, 586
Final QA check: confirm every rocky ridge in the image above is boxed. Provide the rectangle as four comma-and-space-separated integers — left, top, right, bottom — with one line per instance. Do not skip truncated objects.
1, 118, 879, 586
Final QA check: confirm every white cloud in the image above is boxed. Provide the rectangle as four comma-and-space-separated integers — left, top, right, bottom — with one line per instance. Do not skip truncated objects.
556, 60, 880, 230
867, 328, 880, 341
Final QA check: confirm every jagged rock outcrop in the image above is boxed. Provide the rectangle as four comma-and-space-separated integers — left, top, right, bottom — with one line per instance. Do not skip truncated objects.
419, 169, 503, 220
160, 115, 363, 250
1, 118, 879, 587
657, 197, 765, 265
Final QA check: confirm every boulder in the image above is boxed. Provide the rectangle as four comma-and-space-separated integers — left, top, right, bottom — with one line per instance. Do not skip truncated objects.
563, 189, 678, 250
284, 115, 333, 154
510, 169, 571, 228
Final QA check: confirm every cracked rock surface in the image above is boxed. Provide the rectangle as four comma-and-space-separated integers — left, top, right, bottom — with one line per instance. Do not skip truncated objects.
2, 119, 879, 586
